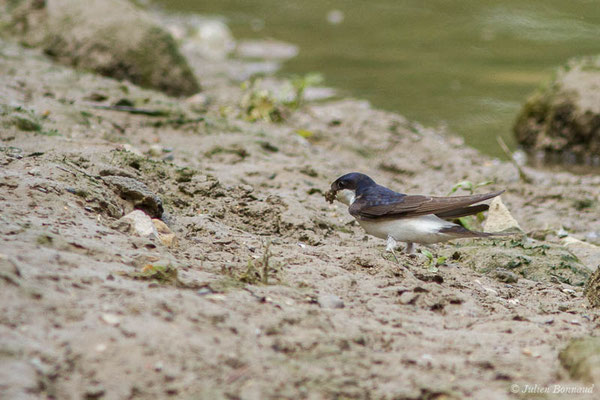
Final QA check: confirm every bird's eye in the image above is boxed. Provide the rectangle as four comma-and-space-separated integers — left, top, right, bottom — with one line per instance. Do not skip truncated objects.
339, 181, 346, 188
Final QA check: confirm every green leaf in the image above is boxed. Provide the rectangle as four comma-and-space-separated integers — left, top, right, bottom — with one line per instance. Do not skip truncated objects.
296, 129, 314, 138
421, 249, 433, 260
474, 180, 494, 190
457, 216, 476, 230
448, 180, 473, 195
448, 179, 495, 195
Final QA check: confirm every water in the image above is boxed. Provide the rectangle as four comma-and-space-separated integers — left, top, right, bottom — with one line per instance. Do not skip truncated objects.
154, 0, 600, 159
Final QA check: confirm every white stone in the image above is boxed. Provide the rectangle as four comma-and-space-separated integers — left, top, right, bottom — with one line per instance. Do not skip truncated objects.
118, 210, 158, 238
148, 144, 162, 157
122, 144, 143, 156
152, 219, 178, 247
317, 293, 344, 309
561, 236, 600, 271
236, 39, 298, 60
100, 313, 120, 326
483, 196, 522, 233
188, 19, 235, 60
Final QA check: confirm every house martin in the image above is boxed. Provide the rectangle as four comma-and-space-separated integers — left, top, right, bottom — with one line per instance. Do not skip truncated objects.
326, 172, 505, 254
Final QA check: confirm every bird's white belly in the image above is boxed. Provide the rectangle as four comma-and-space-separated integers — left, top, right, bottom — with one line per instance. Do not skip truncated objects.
358, 215, 455, 244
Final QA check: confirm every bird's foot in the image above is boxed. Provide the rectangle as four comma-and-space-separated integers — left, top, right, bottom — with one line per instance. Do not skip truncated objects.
386, 236, 398, 252
385, 236, 401, 264
405, 242, 415, 255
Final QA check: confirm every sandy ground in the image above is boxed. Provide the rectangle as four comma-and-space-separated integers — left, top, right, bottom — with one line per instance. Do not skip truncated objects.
1, 23, 600, 400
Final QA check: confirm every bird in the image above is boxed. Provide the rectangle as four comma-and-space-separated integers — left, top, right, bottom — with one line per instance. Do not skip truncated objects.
326, 172, 505, 254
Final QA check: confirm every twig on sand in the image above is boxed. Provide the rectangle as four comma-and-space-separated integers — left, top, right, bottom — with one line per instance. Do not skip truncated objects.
91, 105, 170, 117
497, 136, 533, 184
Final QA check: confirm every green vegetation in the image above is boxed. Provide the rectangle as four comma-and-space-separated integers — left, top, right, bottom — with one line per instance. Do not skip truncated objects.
446, 179, 495, 230
240, 73, 325, 123
238, 241, 278, 285
289, 72, 323, 108
118, 264, 200, 288
447, 179, 494, 196
421, 249, 447, 272
240, 79, 284, 123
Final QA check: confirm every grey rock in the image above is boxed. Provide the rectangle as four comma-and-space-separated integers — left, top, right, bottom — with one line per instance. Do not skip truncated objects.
493, 268, 519, 284
562, 236, 600, 271
3, 0, 200, 97
514, 56, 600, 163
104, 175, 163, 218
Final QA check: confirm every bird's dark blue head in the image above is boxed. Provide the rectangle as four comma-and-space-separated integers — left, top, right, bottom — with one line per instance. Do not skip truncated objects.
331, 172, 376, 193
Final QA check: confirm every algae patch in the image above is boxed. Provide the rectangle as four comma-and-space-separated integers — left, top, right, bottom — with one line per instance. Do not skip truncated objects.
447, 237, 589, 286
584, 267, 600, 307
118, 264, 198, 288
559, 337, 600, 383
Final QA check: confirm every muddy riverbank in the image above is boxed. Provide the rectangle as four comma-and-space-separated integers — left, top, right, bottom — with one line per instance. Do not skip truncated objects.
1, 6, 600, 399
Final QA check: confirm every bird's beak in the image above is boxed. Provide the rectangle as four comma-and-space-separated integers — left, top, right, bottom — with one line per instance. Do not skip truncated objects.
330, 181, 340, 192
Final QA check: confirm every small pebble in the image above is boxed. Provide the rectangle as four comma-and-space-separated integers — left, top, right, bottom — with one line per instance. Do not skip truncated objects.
148, 144, 162, 157
317, 293, 344, 309
197, 287, 212, 296
494, 268, 519, 283
113, 210, 158, 238
100, 313, 121, 326
557, 228, 569, 238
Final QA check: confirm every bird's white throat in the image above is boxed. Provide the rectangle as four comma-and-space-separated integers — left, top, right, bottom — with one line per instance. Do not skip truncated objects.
336, 189, 356, 206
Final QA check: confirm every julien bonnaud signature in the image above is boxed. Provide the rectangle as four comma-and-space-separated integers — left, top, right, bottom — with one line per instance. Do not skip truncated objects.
510, 383, 594, 395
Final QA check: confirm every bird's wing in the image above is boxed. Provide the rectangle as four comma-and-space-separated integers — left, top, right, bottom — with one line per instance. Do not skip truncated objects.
435, 204, 489, 219
350, 190, 504, 220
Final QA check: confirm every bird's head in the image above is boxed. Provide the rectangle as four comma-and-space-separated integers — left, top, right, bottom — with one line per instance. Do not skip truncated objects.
331, 172, 376, 192
328, 173, 376, 204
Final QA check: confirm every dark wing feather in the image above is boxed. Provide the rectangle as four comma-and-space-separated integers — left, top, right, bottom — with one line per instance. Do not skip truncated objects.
350, 189, 504, 220
435, 204, 489, 219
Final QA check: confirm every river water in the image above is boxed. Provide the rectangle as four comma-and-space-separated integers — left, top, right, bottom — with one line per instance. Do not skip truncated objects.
155, 0, 600, 159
